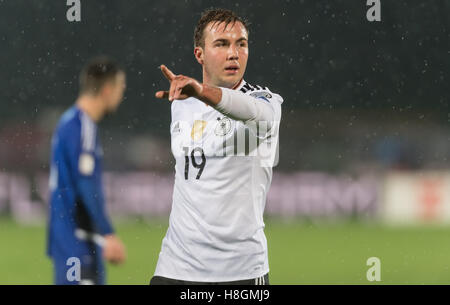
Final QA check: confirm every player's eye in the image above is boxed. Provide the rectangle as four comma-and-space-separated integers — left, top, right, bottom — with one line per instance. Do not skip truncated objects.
237, 41, 248, 48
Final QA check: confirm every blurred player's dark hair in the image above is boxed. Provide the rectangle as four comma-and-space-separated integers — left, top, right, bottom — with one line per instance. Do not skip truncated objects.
79, 56, 124, 95
194, 8, 250, 48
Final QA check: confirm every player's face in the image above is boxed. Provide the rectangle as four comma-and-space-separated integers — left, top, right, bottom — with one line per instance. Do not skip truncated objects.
196, 21, 249, 88
104, 72, 126, 113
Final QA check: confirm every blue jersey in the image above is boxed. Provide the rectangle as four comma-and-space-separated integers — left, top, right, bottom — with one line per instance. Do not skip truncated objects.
47, 106, 114, 261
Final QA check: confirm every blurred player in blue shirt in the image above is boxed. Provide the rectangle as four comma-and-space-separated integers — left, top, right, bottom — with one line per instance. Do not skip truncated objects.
47, 56, 127, 285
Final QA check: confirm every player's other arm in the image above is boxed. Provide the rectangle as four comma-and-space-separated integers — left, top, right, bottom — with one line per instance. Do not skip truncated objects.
63, 128, 126, 264
76, 174, 114, 236
76, 173, 126, 264
76, 175, 126, 264
155, 65, 276, 125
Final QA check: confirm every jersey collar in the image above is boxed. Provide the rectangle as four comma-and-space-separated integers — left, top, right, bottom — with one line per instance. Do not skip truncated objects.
232, 79, 246, 91
75, 105, 96, 126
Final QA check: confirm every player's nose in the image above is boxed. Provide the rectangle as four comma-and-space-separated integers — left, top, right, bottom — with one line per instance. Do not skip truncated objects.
227, 45, 239, 60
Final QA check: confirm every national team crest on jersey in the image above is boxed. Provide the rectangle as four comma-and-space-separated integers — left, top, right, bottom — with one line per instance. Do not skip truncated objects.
214, 117, 232, 136
190, 120, 207, 141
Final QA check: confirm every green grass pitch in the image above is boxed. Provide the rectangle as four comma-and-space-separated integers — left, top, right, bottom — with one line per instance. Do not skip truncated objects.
1, 217, 450, 284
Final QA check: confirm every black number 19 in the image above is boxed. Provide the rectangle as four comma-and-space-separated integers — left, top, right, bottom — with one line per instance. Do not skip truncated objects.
184, 147, 206, 180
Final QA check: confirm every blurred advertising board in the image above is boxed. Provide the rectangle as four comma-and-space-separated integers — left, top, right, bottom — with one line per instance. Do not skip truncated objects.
0, 172, 379, 223
382, 171, 450, 224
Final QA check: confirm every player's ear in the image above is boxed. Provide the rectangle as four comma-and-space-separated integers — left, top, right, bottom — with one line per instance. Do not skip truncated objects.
100, 83, 110, 95
99, 82, 113, 101
194, 47, 204, 65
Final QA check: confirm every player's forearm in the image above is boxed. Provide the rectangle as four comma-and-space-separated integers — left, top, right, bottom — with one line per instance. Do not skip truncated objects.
195, 83, 223, 106
77, 179, 115, 235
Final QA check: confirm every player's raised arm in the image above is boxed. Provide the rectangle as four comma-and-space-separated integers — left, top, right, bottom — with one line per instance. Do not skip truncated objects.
155, 64, 219, 102
155, 65, 275, 124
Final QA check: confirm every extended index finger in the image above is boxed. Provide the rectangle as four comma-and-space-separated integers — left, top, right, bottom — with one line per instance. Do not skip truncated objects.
160, 64, 176, 81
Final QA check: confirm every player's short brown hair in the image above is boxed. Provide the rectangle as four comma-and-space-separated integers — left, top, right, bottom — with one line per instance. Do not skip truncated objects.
79, 56, 124, 95
194, 8, 250, 48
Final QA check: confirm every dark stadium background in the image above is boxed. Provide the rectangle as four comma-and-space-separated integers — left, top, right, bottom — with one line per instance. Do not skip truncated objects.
1, 0, 448, 172
0, 0, 449, 284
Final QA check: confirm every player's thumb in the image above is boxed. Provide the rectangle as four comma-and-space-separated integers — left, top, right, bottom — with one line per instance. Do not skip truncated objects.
155, 91, 170, 99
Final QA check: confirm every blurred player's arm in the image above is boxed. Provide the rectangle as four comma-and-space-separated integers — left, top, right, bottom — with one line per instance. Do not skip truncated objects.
63, 129, 126, 264
75, 157, 126, 264
155, 65, 275, 125
76, 176, 126, 264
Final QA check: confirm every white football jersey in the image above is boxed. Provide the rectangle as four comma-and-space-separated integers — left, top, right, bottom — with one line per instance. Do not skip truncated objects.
154, 80, 283, 282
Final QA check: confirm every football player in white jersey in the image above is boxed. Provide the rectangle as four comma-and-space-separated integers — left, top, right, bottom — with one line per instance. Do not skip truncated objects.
150, 8, 283, 285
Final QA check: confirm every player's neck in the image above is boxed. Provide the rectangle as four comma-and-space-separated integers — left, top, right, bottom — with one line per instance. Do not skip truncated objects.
231, 78, 243, 90
76, 94, 105, 122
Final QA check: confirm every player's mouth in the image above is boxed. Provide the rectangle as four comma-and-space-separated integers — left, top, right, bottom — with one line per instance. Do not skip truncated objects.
224, 65, 240, 74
